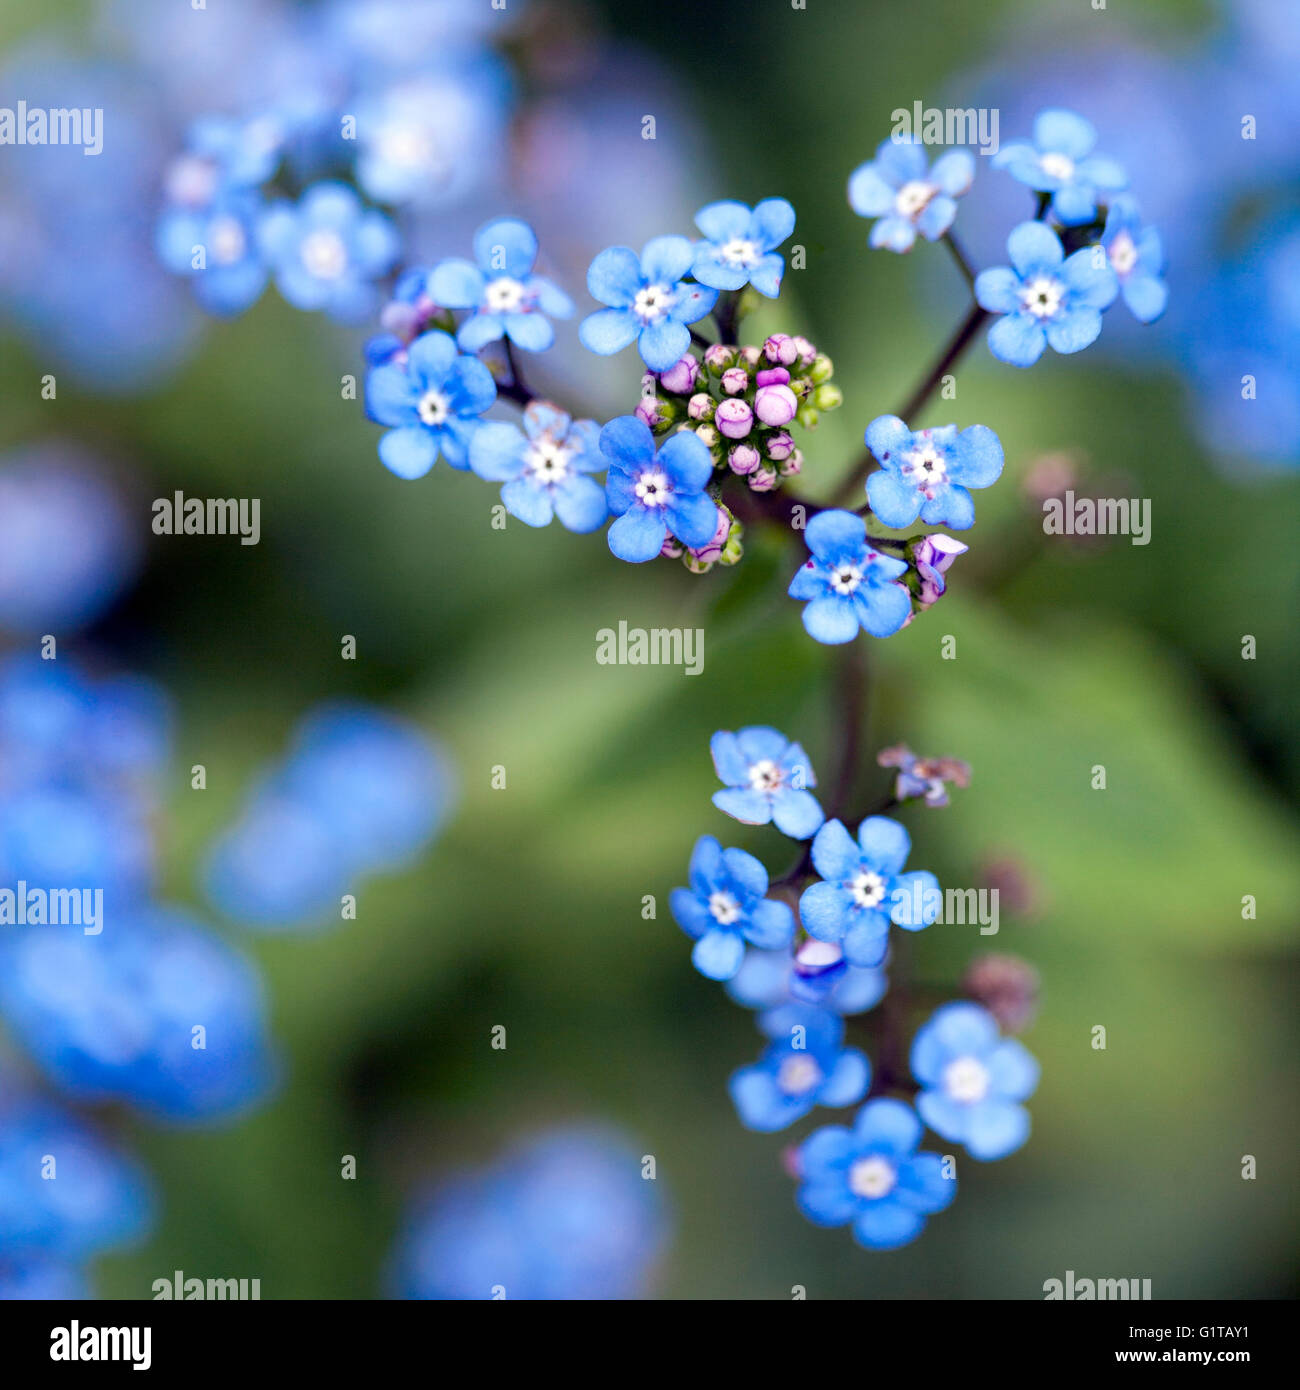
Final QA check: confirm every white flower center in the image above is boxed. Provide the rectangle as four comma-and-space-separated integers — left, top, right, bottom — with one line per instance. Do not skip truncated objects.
777, 1054, 823, 1096
943, 1054, 991, 1104
894, 180, 937, 219
633, 283, 672, 323
524, 435, 572, 485
904, 443, 948, 496
830, 563, 862, 595
848, 1156, 897, 1199
300, 228, 349, 280
720, 236, 760, 267
748, 758, 783, 793
375, 121, 439, 173
1108, 231, 1138, 276
708, 890, 741, 925
634, 467, 671, 507
417, 389, 451, 426
484, 276, 527, 314
850, 870, 886, 909
1021, 274, 1064, 319
166, 154, 219, 207
1039, 151, 1076, 182
207, 215, 247, 266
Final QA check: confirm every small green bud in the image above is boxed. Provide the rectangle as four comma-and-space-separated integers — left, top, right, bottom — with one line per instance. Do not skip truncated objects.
796, 405, 820, 430
810, 353, 834, 384
813, 383, 843, 411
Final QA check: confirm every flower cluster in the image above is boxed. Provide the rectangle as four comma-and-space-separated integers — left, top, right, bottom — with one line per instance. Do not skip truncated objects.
671, 724, 1038, 1249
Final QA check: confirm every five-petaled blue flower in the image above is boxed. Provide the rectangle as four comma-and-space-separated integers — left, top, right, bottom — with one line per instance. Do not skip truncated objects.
1101, 196, 1168, 324
847, 138, 975, 252
468, 402, 608, 532
670, 834, 795, 981
156, 190, 268, 317
864, 415, 1004, 530
691, 198, 795, 298
798, 816, 940, 968
429, 217, 574, 353
579, 237, 718, 372
258, 181, 399, 322
975, 221, 1118, 368
795, 1098, 956, 1250
992, 107, 1127, 226
788, 510, 910, 644
730, 1005, 870, 1132
911, 1002, 1039, 1161
710, 726, 824, 840
599, 416, 720, 563
365, 330, 497, 478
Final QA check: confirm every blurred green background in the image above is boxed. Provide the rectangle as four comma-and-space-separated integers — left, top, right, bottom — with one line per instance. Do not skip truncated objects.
1, 0, 1297, 1297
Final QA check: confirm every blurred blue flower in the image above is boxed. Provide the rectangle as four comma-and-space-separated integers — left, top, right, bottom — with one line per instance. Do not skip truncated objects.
258, 181, 399, 322
599, 416, 719, 562
430, 217, 573, 353
0, 904, 279, 1124
848, 138, 975, 251
787, 510, 910, 644
1101, 196, 1168, 325
795, 1098, 956, 1249
975, 221, 1118, 367
864, 416, 1004, 530
992, 108, 1127, 226
156, 189, 269, 317
205, 702, 454, 930
579, 238, 718, 372
709, 726, 824, 839
0, 1255, 89, 1301
911, 1002, 1039, 1161
670, 835, 794, 981
392, 1124, 669, 1299
691, 198, 795, 297
468, 403, 607, 532
727, 941, 889, 1015
798, 816, 940, 969
365, 329, 497, 478
730, 1006, 869, 1132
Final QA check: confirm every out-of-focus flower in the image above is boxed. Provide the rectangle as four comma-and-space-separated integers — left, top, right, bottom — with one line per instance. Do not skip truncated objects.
726, 943, 889, 1016
691, 198, 795, 297
1102, 196, 1167, 324
430, 217, 573, 352
975, 221, 1118, 367
392, 1124, 669, 1300
794, 1098, 956, 1250
992, 108, 1127, 226
877, 744, 971, 807
865, 416, 1003, 530
670, 835, 794, 981
156, 188, 269, 316
787, 510, 911, 644
469, 403, 607, 531
911, 1002, 1039, 1161
730, 1006, 870, 1132
963, 954, 1041, 1033
709, 726, 824, 840
848, 138, 975, 251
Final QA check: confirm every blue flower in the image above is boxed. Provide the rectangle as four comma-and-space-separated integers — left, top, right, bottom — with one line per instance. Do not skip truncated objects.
174, 113, 282, 194
579, 237, 718, 372
795, 1098, 956, 1250
599, 416, 720, 563
864, 416, 1004, 530
429, 217, 574, 353
469, 402, 608, 532
258, 181, 399, 322
730, 1006, 870, 1132
847, 138, 975, 251
975, 221, 1118, 367
992, 108, 1127, 226
670, 835, 795, 980
1101, 196, 1168, 324
156, 190, 268, 317
691, 198, 795, 297
787, 510, 910, 644
709, 726, 824, 839
365, 329, 497, 478
911, 1002, 1039, 1161
798, 816, 940, 968
727, 943, 888, 1015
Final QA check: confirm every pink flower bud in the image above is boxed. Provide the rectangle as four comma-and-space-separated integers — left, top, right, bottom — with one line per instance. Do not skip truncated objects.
792, 335, 817, 365
703, 343, 736, 373
754, 383, 798, 427
764, 333, 799, 366
658, 354, 699, 395
738, 345, 761, 368
635, 396, 665, 429
728, 443, 761, 475
687, 392, 715, 422
687, 505, 731, 563
715, 398, 754, 439
659, 533, 684, 558
765, 431, 794, 462
778, 448, 803, 477
720, 367, 749, 395
755, 366, 790, 389
748, 465, 779, 492
380, 301, 421, 341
